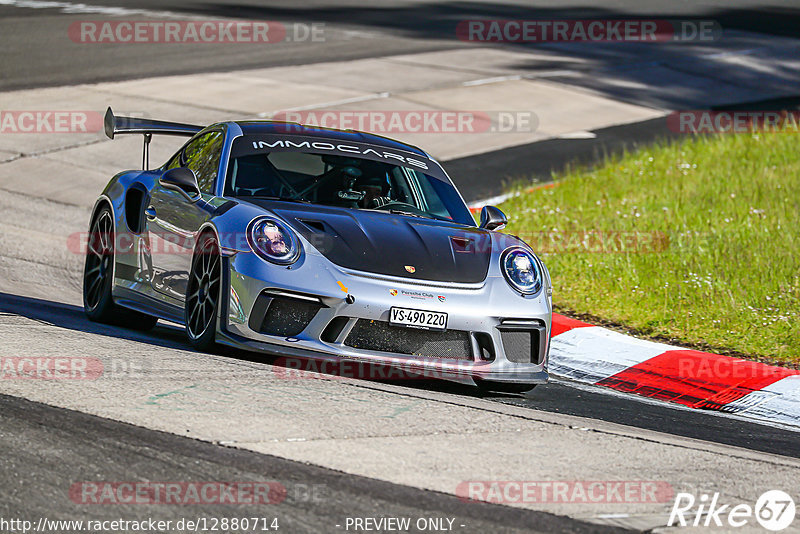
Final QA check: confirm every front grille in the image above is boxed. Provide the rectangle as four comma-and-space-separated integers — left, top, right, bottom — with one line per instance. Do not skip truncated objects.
500, 330, 534, 363
499, 326, 544, 364
344, 319, 473, 361
253, 295, 323, 336
321, 316, 350, 343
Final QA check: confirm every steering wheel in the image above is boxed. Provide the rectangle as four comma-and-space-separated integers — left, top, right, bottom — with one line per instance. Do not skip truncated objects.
238, 187, 277, 197
295, 166, 360, 201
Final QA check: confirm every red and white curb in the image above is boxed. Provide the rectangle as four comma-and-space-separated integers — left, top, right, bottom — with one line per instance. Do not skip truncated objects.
549, 314, 800, 428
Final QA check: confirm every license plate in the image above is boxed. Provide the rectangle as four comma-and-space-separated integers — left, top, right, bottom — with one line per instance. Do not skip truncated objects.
389, 307, 448, 331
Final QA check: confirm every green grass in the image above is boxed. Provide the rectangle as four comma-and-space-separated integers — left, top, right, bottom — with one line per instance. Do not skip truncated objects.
499, 131, 800, 365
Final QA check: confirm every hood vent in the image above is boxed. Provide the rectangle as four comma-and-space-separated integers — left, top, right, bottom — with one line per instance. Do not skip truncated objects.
298, 219, 326, 233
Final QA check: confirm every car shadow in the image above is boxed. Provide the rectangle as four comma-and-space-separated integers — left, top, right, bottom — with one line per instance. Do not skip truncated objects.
0, 291, 532, 399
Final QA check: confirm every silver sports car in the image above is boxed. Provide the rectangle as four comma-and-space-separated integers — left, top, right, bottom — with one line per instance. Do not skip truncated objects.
84, 108, 552, 392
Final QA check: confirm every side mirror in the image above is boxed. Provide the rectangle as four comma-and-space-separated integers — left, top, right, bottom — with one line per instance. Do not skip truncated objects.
479, 205, 507, 231
160, 167, 201, 201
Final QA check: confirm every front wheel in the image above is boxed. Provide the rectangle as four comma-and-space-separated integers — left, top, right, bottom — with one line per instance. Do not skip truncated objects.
185, 232, 222, 351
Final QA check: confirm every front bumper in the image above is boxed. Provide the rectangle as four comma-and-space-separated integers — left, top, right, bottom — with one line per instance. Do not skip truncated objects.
217, 246, 551, 386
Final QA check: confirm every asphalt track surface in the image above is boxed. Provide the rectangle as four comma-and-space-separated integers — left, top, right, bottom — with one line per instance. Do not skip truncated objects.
2, 0, 800, 531
1, 0, 799, 91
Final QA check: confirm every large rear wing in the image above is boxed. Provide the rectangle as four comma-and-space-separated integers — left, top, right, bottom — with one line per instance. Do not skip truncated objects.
104, 107, 204, 169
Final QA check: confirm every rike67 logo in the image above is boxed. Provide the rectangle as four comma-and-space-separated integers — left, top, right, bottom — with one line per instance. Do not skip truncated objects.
669, 490, 796, 531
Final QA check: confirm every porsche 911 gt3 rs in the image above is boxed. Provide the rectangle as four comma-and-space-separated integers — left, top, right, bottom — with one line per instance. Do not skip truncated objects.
83, 108, 552, 392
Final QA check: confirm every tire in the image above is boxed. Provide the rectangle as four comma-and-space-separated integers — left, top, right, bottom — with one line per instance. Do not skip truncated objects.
475, 380, 537, 394
185, 232, 221, 351
83, 205, 158, 331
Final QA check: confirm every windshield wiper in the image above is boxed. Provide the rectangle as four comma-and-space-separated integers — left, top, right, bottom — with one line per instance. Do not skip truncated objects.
388, 209, 433, 219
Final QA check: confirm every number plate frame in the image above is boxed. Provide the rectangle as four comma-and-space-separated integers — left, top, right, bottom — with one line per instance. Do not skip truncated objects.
389, 307, 448, 331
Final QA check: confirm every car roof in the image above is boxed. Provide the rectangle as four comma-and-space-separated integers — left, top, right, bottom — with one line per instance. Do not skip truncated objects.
233, 120, 430, 158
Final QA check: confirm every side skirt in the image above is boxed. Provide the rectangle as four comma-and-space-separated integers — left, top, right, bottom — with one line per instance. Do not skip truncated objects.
113, 286, 185, 324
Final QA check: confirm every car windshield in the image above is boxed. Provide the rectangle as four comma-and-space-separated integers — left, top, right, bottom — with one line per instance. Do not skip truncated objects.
224, 149, 474, 225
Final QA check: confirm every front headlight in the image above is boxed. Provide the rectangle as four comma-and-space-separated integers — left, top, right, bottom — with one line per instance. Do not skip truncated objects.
247, 216, 301, 265
501, 247, 542, 295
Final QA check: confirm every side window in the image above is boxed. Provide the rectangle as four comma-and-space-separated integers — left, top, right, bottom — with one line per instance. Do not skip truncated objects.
182, 131, 224, 194
164, 151, 182, 170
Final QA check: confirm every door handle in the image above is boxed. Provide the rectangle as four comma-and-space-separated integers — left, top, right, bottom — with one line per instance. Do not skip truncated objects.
144, 206, 157, 221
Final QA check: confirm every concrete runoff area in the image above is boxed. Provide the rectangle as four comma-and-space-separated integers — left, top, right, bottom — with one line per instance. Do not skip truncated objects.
0, 393, 628, 534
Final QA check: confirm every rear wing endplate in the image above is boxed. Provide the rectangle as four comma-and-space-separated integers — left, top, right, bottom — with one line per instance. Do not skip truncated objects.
104, 107, 204, 170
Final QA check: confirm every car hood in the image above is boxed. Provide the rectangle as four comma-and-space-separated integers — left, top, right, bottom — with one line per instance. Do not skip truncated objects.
247, 200, 493, 283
